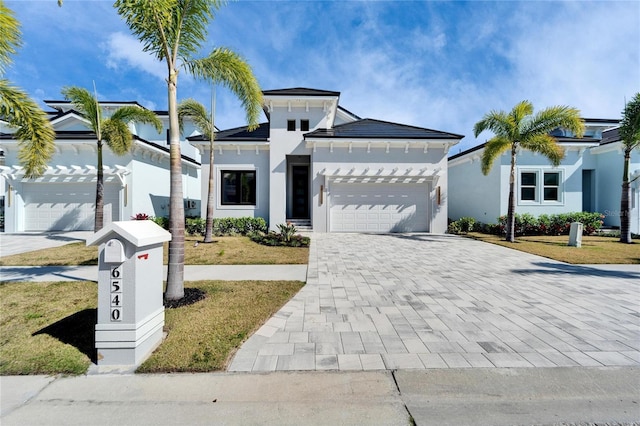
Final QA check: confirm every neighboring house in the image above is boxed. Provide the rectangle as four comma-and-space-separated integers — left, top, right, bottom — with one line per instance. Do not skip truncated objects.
448, 119, 640, 234
189, 88, 462, 233
0, 101, 201, 233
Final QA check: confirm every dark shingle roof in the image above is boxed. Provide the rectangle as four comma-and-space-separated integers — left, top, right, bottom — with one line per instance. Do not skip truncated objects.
304, 119, 463, 140
188, 122, 270, 142
262, 88, 340, 97
600, 127, 621, 145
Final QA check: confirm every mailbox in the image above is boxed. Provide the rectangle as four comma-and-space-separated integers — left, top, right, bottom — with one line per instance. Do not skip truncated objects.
568, 222, 583, 247
86, 220, 171, 369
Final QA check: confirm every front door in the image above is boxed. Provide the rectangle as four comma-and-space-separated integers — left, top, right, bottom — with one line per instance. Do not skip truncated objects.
291, 165, 309, 219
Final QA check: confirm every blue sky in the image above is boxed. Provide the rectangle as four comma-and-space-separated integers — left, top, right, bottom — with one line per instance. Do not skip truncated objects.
5, 0, 640, 153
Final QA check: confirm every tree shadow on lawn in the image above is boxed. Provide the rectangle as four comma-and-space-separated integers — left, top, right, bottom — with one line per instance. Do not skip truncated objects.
511, 262, 640, 280
33, 309, 97, 364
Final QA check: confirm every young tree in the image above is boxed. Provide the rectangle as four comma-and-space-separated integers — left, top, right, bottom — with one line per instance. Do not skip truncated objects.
178, 100, 259, 241
114, 0, 263, 301
61, 86, 162, 231
0, 1, 55, 178
618, 93, 640, 244
474, 100, 584, 242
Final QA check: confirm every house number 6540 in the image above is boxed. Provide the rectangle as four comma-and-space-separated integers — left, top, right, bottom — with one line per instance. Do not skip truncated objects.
110, 265, 123, 322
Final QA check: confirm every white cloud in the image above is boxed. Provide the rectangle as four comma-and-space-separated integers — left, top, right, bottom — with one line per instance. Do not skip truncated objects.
103, 32, 166, 81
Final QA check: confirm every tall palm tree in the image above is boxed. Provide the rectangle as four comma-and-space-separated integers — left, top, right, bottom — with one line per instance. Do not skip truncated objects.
178, 98, 258, 243
618, 93, 640, 244
114, 0, 263, 302
0, 1, 55, 178
61, 86, 162, 231
474, 100, 584, 242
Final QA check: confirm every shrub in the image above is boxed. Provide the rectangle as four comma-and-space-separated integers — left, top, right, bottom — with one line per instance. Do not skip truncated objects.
186, 217, 206, 236
132, 213, 150, 220
250, 223, 310, 247
277, 223, 297, 242
184, 217, 268, 237
151, 216, 169, 230
494, 212, 604, 236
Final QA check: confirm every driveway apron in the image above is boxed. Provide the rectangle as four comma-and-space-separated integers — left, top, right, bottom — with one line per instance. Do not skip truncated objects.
228, 233, 639, 372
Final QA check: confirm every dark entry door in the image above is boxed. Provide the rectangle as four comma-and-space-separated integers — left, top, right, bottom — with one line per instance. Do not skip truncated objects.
292, 165, 309, 219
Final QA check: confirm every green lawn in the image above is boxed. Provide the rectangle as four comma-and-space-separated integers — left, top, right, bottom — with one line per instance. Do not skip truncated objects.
465, 233, 640, 264
0, 280, 304, 375
0, 235, 309, 266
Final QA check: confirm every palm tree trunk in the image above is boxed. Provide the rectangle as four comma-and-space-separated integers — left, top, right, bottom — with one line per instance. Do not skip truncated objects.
95, 141, 104, 231
620, 150, 632, 243
164, 71, 185, 302
506, 146, 517, 242
203, 145, 215, 243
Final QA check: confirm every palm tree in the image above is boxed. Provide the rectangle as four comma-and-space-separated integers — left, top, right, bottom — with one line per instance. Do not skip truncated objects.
114, 0, 263, 302
0, 2, 55, 178
61, 86, 162, 231
178, 98, 259, 243
618, 93, 640, 244
474, 100, 584, 242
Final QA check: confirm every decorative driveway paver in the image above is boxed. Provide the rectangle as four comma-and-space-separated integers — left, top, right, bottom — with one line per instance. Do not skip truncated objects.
228, 233, 640, 372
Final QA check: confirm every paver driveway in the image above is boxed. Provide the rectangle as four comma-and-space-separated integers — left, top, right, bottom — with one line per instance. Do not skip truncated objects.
228, 233, 640, 372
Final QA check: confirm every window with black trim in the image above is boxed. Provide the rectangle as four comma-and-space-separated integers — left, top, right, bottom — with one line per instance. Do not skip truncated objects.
287, 120, 296, 131
543, 172, 560, 201
221, 170, 256, 205
520, 172, 537, 201
300, 119, 310, 131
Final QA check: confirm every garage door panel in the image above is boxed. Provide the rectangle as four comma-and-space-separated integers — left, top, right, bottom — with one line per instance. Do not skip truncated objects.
24, 183, 120, 231
330, 183, 428, 233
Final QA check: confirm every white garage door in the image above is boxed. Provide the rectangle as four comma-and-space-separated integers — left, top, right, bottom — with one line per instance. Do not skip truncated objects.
330, 183, 429, 233
24, 183, 120, 231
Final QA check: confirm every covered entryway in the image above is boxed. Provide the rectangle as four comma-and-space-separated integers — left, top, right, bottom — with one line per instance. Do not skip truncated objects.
23, 183, 120, 231
329, 182, 429, 232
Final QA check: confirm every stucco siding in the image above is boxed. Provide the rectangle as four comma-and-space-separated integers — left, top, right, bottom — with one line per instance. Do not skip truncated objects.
203, 149, 270, 221
448, 155, 501, 224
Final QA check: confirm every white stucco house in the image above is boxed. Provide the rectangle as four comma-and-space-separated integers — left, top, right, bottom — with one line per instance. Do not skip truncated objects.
0, 101, 201, 233
189, 88, 462, 233
448, 119, 640, 234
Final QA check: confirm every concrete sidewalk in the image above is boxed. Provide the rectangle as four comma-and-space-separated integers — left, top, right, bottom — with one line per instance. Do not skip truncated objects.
0, 264, 308, 282
2, 368, 638, 425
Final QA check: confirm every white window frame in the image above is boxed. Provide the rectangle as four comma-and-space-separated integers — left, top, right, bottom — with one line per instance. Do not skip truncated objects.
215, 165, 259, 211
517, 168, 564, 206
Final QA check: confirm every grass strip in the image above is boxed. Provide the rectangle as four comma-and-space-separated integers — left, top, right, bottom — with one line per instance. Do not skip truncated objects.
0, 236, 309, 266
0, 280, 303, 375
466, 233, 639, 264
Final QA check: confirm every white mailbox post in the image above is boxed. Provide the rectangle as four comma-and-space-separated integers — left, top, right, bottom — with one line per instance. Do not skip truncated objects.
568, 222, 583, 247
87, 220, 171, 369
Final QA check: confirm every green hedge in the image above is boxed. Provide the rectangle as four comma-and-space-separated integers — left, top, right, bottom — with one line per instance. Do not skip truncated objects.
146, 216, 267, 237
448, 212, 604, 236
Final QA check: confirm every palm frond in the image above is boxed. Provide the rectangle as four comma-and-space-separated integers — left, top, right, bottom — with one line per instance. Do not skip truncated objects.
114, 0, 224, 63
480, 136, 511, 175
524, 105, 583, 139
178, 98, 213, 139
510, 100, 534, 133
522, 134, 565, 167
0, 80, 55, 178
473, 110, 512, 138
186, 47, 262, 130
110, 105, 163, 133
620, 92, 640, 151
0, 2, 21, 74
102, 118, 132, 155
61, 86, 101, 134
